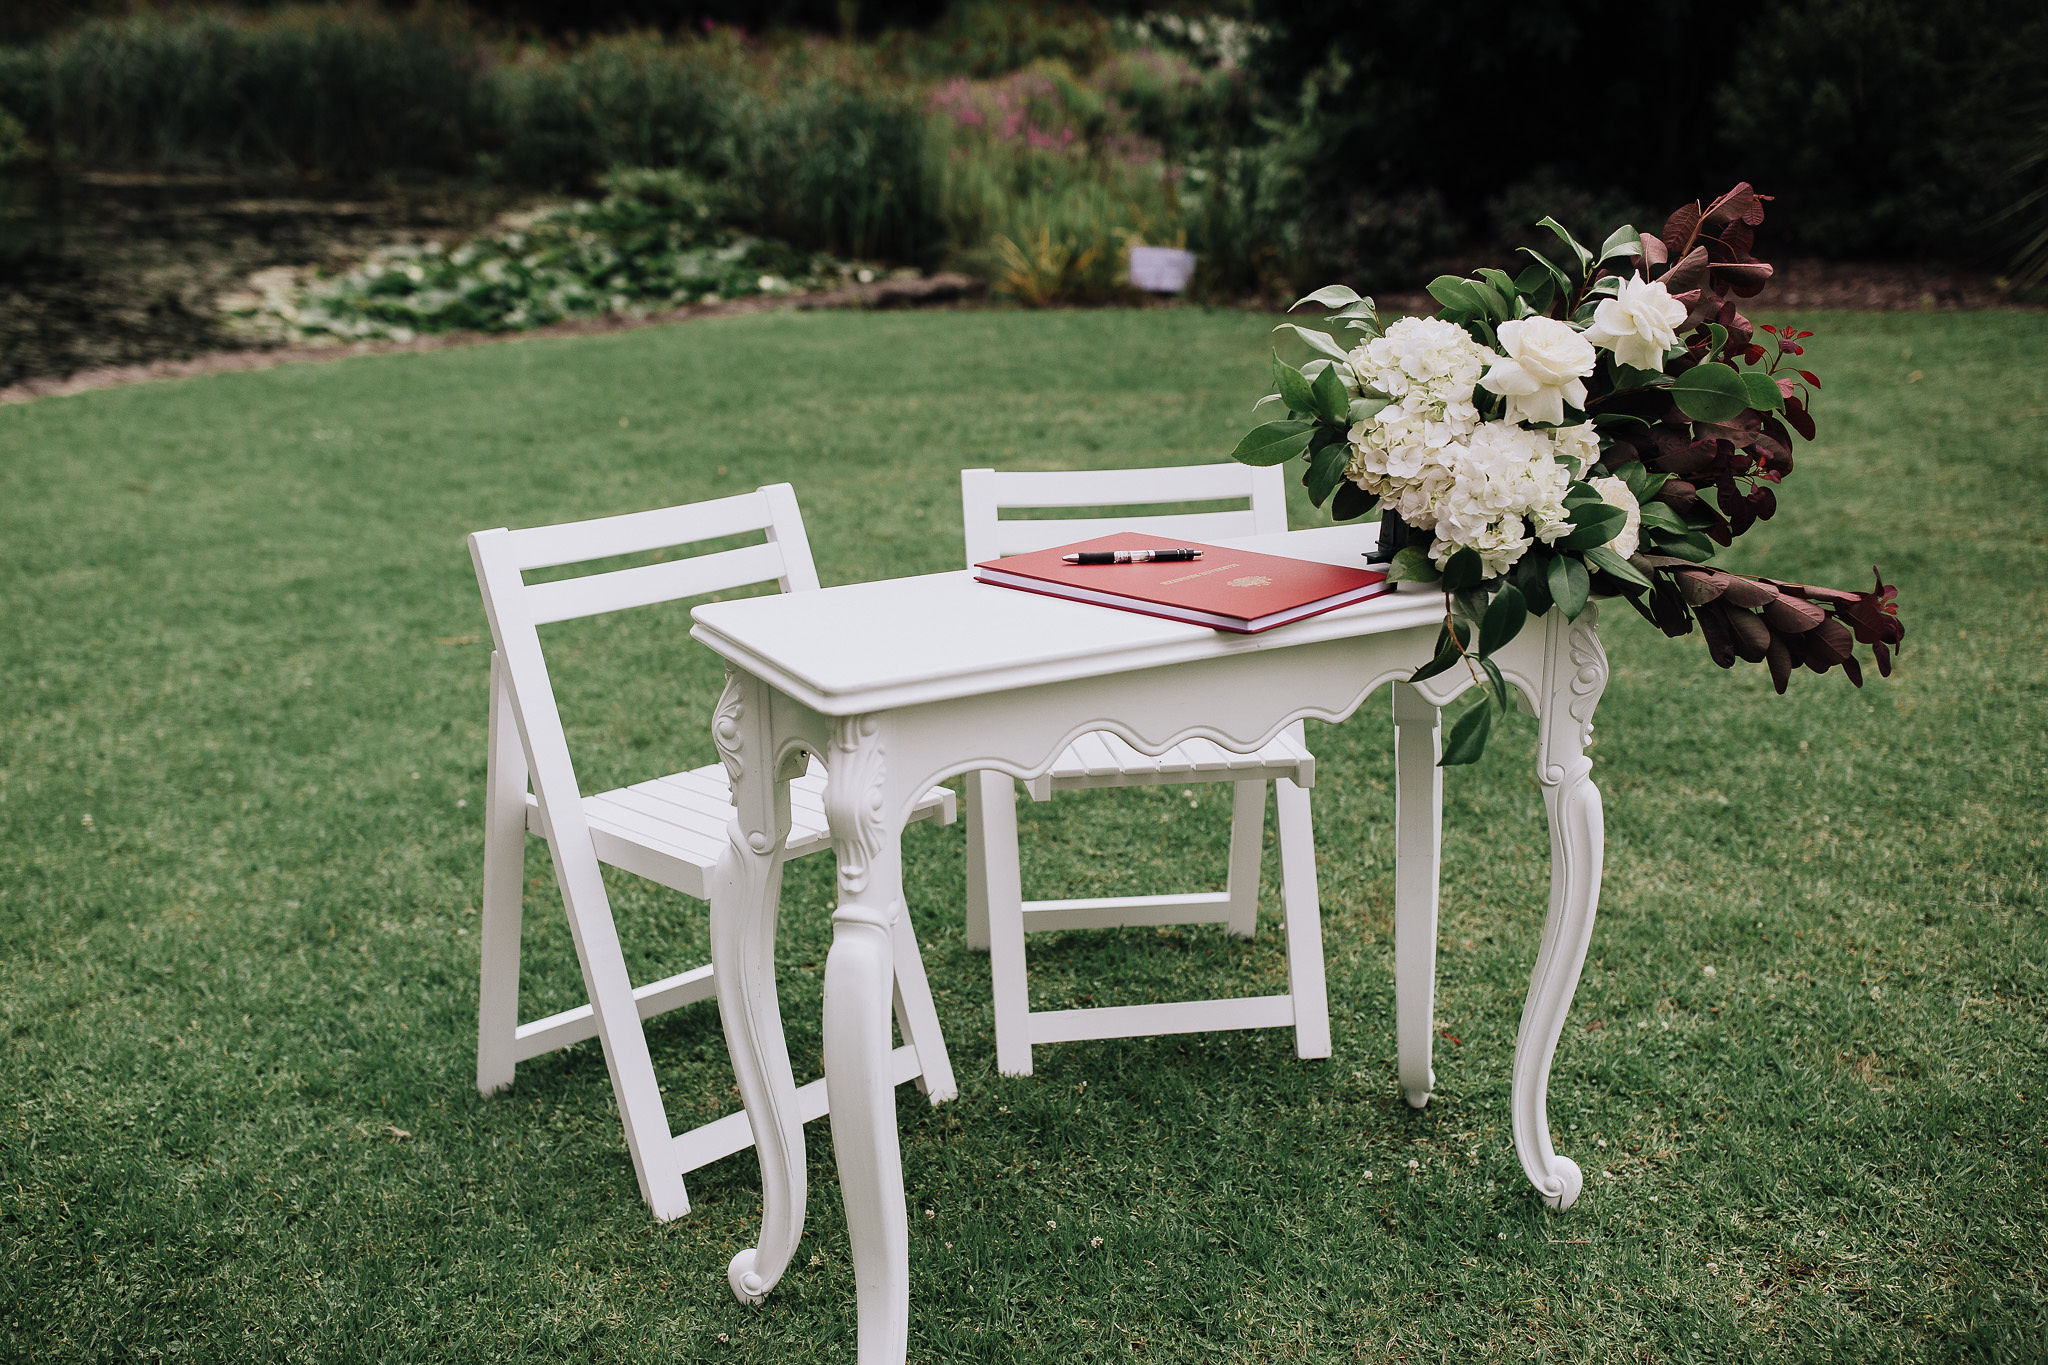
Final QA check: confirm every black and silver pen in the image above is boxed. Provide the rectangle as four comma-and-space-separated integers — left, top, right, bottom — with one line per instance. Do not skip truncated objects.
1062, 548, 1203, 565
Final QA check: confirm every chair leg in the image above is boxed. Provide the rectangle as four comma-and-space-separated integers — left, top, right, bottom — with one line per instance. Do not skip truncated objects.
1274, 777, 1331, 1060
890, 906, 958, 1103
1222, 779, 1266, 938
961, 770, 1015, 952
972, 774, 1034, 1077
477, 655, 528, 1095
1392, 682, 1443, 1109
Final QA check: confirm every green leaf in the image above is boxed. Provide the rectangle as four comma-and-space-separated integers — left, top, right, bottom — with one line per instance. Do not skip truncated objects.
1309, 362, 1352, 425
1477, 267, 1519, 303
1480, 655, 1511, 710
1585, 544, 1653, 589
1478, 583, 1528, 655
1330, 299, 1379, 321
1513, 261, 1558, 312
1453, 588, 1491, 627
1563, 479, 1606, 509
1440, 546, 1485, 593
1426, 275, 1486, 317
1558, 506, 1625, 552
1349, 394, 1391, 423
1649, 528, 1716, 562
1669, 362, 1751, 423
1303, 439, 1350, 506
1273, 322, 1351, 363
1548, 554, 1590, 619
1331, 479, 1378, 522
1740, 370, 1785, 411
1513, 550, 1554, 615
1250, 391, 1284, 413
1597, 224, 1642, 263
1616, 461, 1667, 500
1292, 283, 1362, 312
1386, 545, 1439, 583
1440, 701, 1494, 767
1637, 501, 1692, 534
1230, 420, 1316, 466
1536, 216, 1594, 277
1408, 621, 1469, 683
1706, 322, 1729, 354
1273, 353, 1316, 415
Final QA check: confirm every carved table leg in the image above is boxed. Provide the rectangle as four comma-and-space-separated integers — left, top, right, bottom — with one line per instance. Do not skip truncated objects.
1391, 681, 1443, 1109
1512, 608, 1608, 1211
709, 668, 808, 1304
821, 714, 914, 1365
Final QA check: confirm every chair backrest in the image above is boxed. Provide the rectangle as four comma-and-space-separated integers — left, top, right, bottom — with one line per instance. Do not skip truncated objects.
468, 483, 818, 826
960, 462, 1290, 565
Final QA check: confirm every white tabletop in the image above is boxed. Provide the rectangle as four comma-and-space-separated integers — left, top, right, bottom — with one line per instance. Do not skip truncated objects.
691, 524, 1450, 715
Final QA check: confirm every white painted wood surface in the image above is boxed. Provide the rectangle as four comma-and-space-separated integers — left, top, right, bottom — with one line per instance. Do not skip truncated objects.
693, 525, 1607, 1362
958, 464, 1335, 1074
467, 484, 955, 1224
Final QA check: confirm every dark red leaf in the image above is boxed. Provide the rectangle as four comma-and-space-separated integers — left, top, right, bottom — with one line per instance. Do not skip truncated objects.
1727, 608, 1772, 661
1766, 634, 1793, 693
1664, 201, 1703, 259
1663, 245, 1710, 295
1784, 399, 1816, 442
1798, 370, 1820, 388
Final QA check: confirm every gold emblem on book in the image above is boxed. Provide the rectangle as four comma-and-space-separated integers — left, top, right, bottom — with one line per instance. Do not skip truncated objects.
1227, 575, 1273, 588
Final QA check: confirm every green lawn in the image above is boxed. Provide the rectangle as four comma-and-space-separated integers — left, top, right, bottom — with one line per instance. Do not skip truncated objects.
2, 307, 2044, 1363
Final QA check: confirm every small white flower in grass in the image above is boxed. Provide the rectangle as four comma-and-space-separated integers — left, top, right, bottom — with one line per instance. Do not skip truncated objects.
1702, 964, 1717, 978
1046, 1220, 1057, 1230
1090, 1236, 1103, 1248
1587, 475, 1642, 560
1481, 317, 1596, 426
1584, 275, 1688, 372
1362, 1169, 1374, 1180
1407, 1158, 1420, 1171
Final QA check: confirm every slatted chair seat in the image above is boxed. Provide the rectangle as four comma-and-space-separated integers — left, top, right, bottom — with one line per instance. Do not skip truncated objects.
468, 483, 957, 1223
959, 461, 1337, 1076
537, 760, 956, 894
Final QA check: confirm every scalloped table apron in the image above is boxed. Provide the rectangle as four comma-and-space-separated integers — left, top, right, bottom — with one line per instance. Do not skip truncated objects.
690, 523, 1608, 1364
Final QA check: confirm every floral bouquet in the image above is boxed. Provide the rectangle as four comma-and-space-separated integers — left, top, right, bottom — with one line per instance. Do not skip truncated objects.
1231, 183, 1903, 763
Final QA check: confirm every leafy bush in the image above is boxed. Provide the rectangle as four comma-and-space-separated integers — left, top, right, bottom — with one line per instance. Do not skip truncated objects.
1716, 0, 2048, 258
229, 168, 852, 343
27, 7, 487, 179
724, 74, 943, 263
1180, 142, 1303, 302
486, 34, 744, 190
926, 61, 1183, 302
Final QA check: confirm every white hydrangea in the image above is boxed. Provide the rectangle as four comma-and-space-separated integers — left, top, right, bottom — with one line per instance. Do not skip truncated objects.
1347, 315, 1491, 406
1340, 315, 1603, 580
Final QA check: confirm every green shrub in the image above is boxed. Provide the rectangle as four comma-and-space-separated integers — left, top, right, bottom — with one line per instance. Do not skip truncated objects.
231, 167, 849, 342
486, 33, 744, 190
33, 7, 486, 179
724, 75, 943, 263
1181, 142, 1302, 302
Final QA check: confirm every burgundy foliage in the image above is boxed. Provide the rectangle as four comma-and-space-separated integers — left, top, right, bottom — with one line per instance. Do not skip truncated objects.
1597, 185, 1903, 693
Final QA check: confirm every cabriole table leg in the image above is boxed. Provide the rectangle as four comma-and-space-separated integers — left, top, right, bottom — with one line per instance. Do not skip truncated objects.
710, 667, 809, 1304
821, 713, 914, 1364
1511, 609, 1609, 1211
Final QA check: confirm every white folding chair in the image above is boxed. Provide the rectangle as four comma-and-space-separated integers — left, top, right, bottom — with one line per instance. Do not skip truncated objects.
468, 483, 958, 1221
959, 462, 1331, 1076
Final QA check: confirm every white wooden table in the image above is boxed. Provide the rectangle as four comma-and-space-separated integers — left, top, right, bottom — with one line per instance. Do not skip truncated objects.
692, 525, 1608, 1363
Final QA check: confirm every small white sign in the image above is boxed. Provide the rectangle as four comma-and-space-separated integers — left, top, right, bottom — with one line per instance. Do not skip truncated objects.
1128, 246, 1197, 294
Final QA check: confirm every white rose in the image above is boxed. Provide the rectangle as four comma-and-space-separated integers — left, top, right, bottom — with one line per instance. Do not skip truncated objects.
1588, 475, 1642, 560
1583, 275, 1688, 372
1480, 317, 1597, 427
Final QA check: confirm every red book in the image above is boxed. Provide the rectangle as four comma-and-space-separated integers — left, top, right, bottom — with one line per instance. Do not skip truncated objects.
974, 533, 1391, 634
